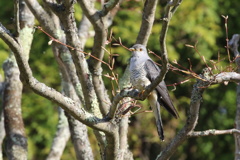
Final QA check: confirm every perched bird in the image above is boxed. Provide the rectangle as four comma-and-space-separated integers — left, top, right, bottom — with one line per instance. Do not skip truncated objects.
129, 44, 179, 141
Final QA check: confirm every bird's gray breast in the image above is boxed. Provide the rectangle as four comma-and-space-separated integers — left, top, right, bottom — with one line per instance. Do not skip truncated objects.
129, 57, 151, 90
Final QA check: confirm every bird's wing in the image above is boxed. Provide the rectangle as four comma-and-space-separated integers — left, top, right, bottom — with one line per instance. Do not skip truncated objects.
144, 59, 179, 118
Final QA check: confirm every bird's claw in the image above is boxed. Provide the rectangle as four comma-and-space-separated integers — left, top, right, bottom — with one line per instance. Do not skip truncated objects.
138, 90, 145, 99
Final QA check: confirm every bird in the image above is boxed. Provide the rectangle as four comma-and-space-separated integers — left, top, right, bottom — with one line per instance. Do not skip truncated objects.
129, 44, 179, 141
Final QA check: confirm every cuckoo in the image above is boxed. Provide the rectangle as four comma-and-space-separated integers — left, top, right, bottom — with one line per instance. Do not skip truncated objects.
129, 44, 179, 141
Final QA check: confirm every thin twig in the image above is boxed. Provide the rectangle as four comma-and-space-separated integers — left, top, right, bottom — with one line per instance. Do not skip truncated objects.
37, 26, 112, 68
221, 15, 232, 63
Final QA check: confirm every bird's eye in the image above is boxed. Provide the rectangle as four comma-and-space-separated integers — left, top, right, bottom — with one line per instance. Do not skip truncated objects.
139, 48, 143, 51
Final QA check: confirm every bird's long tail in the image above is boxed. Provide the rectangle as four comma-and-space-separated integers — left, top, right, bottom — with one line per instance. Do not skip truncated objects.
148, 90, 164, 141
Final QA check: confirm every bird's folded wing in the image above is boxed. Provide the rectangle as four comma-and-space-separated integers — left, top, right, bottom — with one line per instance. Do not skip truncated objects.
144, 59, 179, 118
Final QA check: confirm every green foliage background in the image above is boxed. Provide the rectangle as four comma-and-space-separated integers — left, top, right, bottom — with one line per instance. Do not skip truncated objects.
1, 0, 240, 159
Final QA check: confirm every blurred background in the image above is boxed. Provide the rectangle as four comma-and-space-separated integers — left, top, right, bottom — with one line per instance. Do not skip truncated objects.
0, 0, 240, 159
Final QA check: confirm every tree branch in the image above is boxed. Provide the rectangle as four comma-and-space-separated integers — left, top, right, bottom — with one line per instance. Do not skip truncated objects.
45, 1, 118, 158
0, 76, 5, 160
78, 0, 122, 116
214, 72, 240, 83
47, 1, 102, 116
157, 76, 206, 160
188, 129, 240, 137
2, 1, 34, 158
157, 0, 182, 81
0, 23, 114, 133
136, 0, 158, 45
117, 65, 133, 160
46, 108, 70, 160
51, 39, 93, 159
99, 0, 120, 17
24, 0, 57, 36
229, 34, 240, 160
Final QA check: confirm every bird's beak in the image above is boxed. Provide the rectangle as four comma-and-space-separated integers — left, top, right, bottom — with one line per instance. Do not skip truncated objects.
129, 48, 135, 51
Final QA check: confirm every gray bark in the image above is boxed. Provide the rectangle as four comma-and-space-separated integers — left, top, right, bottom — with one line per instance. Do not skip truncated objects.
0, 76, 5, 160
46, 108, 70, 160
229, 34, 240, 160
3, 56, 27, 160
136, 0, 158, 45
2, 0, 34, 159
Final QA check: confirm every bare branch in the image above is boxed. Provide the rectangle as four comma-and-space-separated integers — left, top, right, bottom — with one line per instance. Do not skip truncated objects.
0, 77, 5, 160
159, 0, 182, 66
24, 0, 57, 36
2, 1, 33, 157
48, 2, 102, 116
99, 0, 120, 17
144, 0, 182, 98
44, 2, 116, 158
60, 66, 94, 159
78, 15, 92, 49
27, 0, 86, 105
67, 115, 94, 160
14, 0, 20, 37
0, 110, 4, 160
229, 34, 240, 160
157, 77, 206, 160
77, 0, 97, 20
136, 0, 158, 45
214, 72, 240, 83
188, 129, 240, 137
105, 131, 120, 160
46, 108, 70, 160
52, 39, 93, 159
78, 0, 122, 115
117, 65, 133, 160
0, 24, 113, 133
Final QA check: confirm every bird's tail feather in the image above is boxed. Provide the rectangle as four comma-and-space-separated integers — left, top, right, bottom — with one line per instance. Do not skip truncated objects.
153, 102, 164, 141
148, 91, 164, 141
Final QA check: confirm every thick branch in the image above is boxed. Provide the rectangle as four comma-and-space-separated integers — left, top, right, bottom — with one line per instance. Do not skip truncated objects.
105, 132, 120, 160
0, 108, 4, 160
0, 79, 4, 159
99, 0, 120, 17
46, 108, 70, 160
117, 65, 133, 160
78, 0, 120, 115
49, 2, 102, 116
136, 0, 158, 45
28, 0, 86, 106
51, 40, 93, 159
2, 1, 33, 158
214, 72, 240, 83
0, 23, 113, 133
24, 0, 57, 36
229, 34, 240, 160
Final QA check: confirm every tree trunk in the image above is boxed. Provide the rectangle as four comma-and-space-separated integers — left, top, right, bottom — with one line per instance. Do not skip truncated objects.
3, 57, 27, 160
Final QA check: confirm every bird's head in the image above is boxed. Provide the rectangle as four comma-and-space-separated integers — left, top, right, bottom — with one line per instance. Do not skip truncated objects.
129, 44, 148, 57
